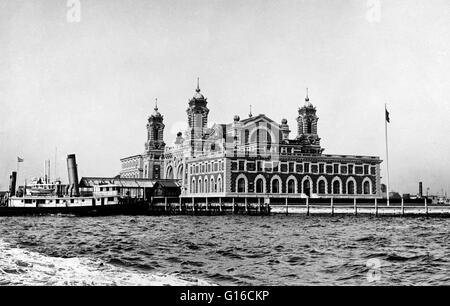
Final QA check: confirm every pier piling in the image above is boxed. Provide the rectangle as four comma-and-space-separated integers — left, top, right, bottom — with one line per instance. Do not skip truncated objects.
330, 198, 334, 216
306, 197, 310, 216
375, 198, 378, 216
401, 197, 405, 216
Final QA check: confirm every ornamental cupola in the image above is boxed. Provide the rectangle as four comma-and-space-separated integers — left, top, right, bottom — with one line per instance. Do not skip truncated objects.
296, 88, 323, 155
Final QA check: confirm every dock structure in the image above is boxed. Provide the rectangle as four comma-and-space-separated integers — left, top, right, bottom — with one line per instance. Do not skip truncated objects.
147, 196, 271, 215
144, 196, 449, 217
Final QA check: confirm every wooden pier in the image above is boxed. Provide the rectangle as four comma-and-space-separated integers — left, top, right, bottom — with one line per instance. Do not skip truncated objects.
144, 197, 450, 217
147, 197, 270, 215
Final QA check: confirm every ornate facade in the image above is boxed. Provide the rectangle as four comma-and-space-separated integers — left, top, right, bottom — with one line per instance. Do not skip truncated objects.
120, 100, 165, 179
122, 81, 382, 199
162, 82, 382, 199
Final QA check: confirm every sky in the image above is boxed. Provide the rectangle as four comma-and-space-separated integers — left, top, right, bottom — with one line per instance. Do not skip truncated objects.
0, 0, 449, 196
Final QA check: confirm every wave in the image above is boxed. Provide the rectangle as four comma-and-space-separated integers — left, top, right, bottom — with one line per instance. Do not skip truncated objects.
0, 239, 214, 286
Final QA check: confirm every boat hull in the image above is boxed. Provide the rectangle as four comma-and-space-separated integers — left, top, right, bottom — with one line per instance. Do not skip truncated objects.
0, 202, 149, 216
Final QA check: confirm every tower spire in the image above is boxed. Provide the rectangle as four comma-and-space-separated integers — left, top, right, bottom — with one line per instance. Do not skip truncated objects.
196, 77, 200, 93
249, 104, 253, 118
155, 98, 158, 111
305, 88, 309, 102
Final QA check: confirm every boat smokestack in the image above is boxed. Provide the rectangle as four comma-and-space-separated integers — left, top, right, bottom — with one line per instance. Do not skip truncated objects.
9, 171, 17, 196
419, 182, 423, 198
66, 154, 80, 197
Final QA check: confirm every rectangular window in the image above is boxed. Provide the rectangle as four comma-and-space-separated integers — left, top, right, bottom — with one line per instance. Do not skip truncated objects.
273, 161, 279, 172
231, 161, 238, 171
280, 163, 288, 173
364, 165, 369, 175
296, 164, 303, 173
355, 166, 363, 175
319, 163, 324, 173
311, 164, 318, 174
371, 166, 376, 175
304, 163, 310, 173
333, 164, 339, 174
238, 160, 245, 171
289, 162, 295, 173
247, 162, 256, 172
326, 165, 333, 174
265, 162, 273, 172
257, 161, 263, 172
348, 165, 353, 174
340, 165, 347, 174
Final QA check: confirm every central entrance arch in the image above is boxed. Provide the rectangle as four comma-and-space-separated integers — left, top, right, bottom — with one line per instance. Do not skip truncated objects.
302, 177, 312, 197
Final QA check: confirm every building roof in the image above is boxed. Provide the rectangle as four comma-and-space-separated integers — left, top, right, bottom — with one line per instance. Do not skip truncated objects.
154, 180, 181, 188
79, 177, 180, 188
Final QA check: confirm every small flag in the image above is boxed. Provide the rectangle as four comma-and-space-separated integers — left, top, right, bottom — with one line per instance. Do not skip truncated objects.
17, 157, 24, 163
385, 108, 390, 123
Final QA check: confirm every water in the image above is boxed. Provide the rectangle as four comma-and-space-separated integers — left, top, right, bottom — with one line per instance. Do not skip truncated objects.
0, 215, 448, 285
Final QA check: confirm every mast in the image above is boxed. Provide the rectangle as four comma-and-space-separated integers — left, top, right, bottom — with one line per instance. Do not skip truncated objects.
385, 104, 390, 206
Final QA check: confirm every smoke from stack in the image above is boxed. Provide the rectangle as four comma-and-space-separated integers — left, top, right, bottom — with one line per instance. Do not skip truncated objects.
67, 154, 80, 197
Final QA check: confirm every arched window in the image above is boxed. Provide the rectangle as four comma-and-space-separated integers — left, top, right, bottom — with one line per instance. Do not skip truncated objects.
271, 179, 280, 193
256, 178, 264, 193
266, 131, 272, 150
307, 121, 313, 134
191, 179, 196, 193
198, 178, 202, 193
217, 177, 222, 192
177, 165, 184, 180
363, 180, 371, 194
347, 180, 355, 195
204, 178, 208, 193
210, 177, 215, 193
318, 180, 326, 194
237, 178, 246, 193
287, 179, 296, 193
333, 180, 341, 194
166, 166, 173, 179
303, 179, 311, 196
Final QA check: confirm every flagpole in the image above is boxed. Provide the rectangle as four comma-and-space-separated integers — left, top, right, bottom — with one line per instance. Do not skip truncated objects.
385, 104, 390, 207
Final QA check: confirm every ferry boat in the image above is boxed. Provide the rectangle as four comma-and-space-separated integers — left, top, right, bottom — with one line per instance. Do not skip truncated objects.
0, 154, 148, 216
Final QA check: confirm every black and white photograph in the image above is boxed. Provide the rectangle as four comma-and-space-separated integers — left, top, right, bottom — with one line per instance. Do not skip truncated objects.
0, 0, 449, 293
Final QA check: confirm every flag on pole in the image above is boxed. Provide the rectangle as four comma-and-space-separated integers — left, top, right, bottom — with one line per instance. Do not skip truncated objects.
385, 108, 390, 123
17, 157, 24, 162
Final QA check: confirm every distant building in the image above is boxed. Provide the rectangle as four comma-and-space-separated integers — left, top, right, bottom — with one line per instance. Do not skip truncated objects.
121, 81, 382, 199
120, 100, 166, 179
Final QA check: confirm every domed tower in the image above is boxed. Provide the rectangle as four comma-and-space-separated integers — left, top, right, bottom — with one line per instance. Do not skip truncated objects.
187, 78, 209, 132
280, 118, 291, 141
296, 89, 323, 155
144, 99, 166, 179
186, 78, 210, 154
146, 99, 166, 151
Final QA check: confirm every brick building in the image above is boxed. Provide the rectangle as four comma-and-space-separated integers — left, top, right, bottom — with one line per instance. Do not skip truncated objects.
122, 81, 382, 200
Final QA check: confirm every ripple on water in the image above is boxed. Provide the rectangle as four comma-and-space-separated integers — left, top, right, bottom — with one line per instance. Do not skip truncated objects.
0, 215, 449, 286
